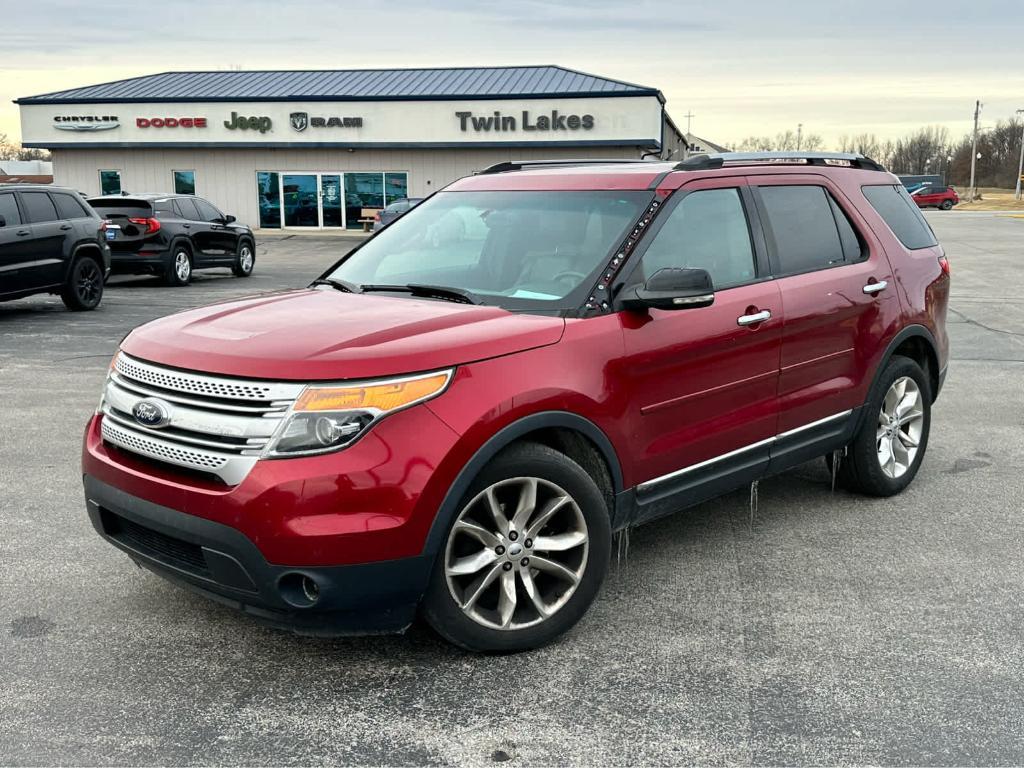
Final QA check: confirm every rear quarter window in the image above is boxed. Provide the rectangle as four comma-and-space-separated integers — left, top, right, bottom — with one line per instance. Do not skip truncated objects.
862, 184, 938, 250
52, 193, 91, 220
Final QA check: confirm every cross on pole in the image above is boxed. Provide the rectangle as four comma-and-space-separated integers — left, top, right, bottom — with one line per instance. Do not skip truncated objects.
683, 111, 695, 135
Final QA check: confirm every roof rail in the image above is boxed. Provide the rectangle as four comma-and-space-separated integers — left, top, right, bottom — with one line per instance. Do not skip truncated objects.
477, 158, 662, 175
675, 151, 886, 172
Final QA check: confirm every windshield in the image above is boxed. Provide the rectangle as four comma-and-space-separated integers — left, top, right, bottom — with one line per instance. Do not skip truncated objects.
325, 190, 651, 312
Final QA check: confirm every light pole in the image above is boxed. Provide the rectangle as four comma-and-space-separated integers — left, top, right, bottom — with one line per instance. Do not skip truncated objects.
796, 123, 803, 151
1014, 109, 1024, 201
968, 100, 981, 202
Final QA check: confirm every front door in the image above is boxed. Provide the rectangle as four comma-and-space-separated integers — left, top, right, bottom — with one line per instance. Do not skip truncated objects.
282, 174, 320, 227
0, 191, 31, 295
321, 175, 344, 228
618, 178, 782, 518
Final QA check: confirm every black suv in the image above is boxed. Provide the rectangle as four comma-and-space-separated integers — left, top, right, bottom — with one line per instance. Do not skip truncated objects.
0, 184, 111, 310
87, 194, 255, 286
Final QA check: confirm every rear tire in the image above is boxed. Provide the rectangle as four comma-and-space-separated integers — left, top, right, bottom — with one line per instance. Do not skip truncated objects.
940, 200, 954, 211
165, 246, 192, 286
833, 355, 931, 496
422, 442, 611, 652
60, 254, 104, 311
232, 240, 255, 277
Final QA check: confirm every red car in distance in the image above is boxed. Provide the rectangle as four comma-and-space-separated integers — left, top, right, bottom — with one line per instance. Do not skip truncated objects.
911, 185, 959, 210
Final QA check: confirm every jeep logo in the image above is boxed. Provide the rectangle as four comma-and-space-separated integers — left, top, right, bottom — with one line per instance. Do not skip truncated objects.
224, 112, 272, 133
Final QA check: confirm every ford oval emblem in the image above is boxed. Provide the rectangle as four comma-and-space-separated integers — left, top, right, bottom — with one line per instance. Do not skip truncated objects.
132, 398, 171, 428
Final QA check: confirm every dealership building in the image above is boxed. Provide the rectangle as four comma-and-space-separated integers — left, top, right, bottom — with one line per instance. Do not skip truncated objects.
17, 66, 689, 230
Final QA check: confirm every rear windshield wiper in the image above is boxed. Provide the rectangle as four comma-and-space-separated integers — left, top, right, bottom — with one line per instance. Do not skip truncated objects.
310, 277, 362, 293
359, 283, 481, 305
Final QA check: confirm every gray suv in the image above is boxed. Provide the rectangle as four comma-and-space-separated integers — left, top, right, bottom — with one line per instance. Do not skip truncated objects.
0, 184, 111, 310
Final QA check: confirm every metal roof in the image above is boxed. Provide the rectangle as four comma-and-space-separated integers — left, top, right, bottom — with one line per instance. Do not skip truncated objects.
16, 66, 663, 105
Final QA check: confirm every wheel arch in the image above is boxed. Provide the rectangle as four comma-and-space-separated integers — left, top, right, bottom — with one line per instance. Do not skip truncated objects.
420, 411, 624, 561
67, 242, 104, 276
869, 325, 941, 407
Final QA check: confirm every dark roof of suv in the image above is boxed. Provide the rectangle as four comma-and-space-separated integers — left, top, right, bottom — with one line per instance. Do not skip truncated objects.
16, 66, 663, 104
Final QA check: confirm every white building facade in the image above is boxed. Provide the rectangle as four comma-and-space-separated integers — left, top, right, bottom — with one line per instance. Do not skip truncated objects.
18, 67, 687, 230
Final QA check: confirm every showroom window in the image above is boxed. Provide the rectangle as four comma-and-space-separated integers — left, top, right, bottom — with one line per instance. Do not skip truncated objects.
173, 170, 196, 195
256, 172, 281, 229
99, 170, 121, 196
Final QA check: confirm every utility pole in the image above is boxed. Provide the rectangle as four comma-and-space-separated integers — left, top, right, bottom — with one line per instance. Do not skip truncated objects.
683, 111, 695, 135
1014, 108, 1024, 201
968, 100, 981, 202
796, 123, 803, 151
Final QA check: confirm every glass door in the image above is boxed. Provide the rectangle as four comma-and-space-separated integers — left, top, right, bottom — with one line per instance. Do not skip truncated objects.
321, 175, 344, 228
282, 174, 319, 227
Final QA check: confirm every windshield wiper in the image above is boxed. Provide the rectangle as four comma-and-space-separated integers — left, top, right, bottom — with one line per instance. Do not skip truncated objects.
359, 283, 481, 305
311, 277, 362, 293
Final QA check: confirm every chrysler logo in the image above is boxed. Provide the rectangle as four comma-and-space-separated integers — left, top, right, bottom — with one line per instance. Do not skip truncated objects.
132, 398, 171, 429
290, 112, 308, 132
53, 115, 120, 132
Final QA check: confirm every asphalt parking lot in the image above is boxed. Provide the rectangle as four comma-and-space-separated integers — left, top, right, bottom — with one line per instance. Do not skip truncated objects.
2, 216, 1023, 766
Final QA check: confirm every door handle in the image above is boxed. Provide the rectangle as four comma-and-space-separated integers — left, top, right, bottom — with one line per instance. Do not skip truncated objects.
60, 224, 73, 231
16, 229, 30, 237
737, 309, 771, 326
182, 224, 191, 229
863, 280, 888, 295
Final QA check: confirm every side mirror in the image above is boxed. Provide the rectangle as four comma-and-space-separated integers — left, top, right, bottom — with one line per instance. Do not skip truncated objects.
620, 268, 715, 311
224, 214, 236, 224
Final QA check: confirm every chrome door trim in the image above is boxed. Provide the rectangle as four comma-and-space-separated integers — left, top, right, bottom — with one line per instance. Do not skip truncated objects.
636, 409, 853, 493
776, 409, 852, 439
636, 437, 775, 494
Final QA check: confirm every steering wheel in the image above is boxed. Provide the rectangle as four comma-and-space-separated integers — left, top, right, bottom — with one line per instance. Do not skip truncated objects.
551, 270, 588, 286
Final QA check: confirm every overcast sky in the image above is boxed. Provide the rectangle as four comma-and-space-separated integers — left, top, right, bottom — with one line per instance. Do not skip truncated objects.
2, 0, 1022, 148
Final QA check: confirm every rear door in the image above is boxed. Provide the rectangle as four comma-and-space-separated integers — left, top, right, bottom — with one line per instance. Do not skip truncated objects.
0, 191, 32, 295
751, 176, 900, 468
19, 190, 66, 288
172, 197, 207, 260
618, 176, 782, 517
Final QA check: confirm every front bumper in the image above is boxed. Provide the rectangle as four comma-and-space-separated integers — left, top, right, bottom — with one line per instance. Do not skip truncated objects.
85, 474, 431, 634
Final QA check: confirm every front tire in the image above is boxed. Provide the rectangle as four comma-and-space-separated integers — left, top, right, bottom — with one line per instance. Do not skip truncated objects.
835, 355, 931, 496
60, 255, 104, 311
422, 443, 611, 652
232, 240, 254, 277
165, 246, 192, 286
939, 200, 954, 211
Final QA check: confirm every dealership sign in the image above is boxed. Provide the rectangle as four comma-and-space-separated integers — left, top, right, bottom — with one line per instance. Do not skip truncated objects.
53, 115, 118, 132
289, 112, 364, 131
136, 117, 208, 128
455, 110, 595, 132
224, 112, 272, 133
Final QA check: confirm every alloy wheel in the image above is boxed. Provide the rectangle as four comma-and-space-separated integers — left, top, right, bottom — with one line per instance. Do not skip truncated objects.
239, 245, 253, 273
175, 251, 191, 281
444, 477, 589, 630
877, 376, 924, 479
75, 260, 101, 306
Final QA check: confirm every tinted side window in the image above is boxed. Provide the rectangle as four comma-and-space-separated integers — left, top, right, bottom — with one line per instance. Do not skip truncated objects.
758, 185, 845, 273
52, 193, 90, 220
862, 184, 938, 250
828, 196, 864, 262
22, 192, 59, 224
637, 187, 756, 289
194, 199, 222, 222
153, 199, 177, 218
0, 193, 21, 226
174, 197, 201, 220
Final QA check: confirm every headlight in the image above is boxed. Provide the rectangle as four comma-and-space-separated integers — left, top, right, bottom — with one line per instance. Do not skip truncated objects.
97, 350, 121, 413
264, 369, 453, 457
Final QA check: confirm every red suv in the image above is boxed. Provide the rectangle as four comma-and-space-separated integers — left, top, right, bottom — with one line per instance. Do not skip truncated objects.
82, 152, 950, 652
911, 185, 959, 210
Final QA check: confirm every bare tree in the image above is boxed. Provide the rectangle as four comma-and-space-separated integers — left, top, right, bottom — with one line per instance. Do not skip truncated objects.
736, 130, 824, 152
0, 134, 50, 162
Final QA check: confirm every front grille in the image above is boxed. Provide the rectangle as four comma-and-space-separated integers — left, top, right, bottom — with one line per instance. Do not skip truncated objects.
101, 508, 209, 576
100, 354, 305, 485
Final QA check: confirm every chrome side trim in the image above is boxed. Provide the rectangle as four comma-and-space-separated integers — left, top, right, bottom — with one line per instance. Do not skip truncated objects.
636, 437, 775, 494
636, 409, 853, 493
776, 409, 852, 439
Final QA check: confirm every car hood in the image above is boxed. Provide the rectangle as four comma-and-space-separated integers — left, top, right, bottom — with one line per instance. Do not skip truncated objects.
121, 288, 566, 381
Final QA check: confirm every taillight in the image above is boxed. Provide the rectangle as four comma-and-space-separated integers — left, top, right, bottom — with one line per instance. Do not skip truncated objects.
374, 211, 381, 221
938, 255, 950, 276
128, 217, 161, 234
